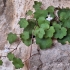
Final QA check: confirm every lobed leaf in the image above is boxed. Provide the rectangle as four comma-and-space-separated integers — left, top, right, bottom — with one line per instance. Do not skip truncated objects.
20, 31, 29, 40
47, 6, 55, 13
58, 29, 70, 44
26, 10, 33, 15
40, 23, 49, 30
33, 28, 45, 39
24, 19, 36, 34
34, 9, 48, 19
7, 53, 15, 61
13, 57, 24, 69
23, 39, 31, 46
63, 19, 70, 28
18, 18, 28, 28
7, 33, 17, 44
54, 27, 67, 39
36, 37, 52, 49
33, 1, 42, 10
45, 26, 55, 38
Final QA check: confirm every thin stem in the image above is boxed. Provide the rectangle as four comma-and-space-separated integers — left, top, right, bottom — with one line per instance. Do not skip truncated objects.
30, 34, 33, 57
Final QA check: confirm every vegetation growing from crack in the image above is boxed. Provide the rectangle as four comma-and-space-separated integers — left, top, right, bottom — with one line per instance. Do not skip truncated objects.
0, 1, 70, 69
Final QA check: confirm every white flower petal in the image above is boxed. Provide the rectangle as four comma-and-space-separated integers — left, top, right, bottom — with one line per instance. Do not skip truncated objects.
46, 15, 53, 21
3, 49, 10, 53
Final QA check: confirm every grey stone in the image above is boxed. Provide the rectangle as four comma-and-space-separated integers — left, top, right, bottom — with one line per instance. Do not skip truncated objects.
29, 43, 70, 70
29, 54, 42, 70
1, 0, 70, 70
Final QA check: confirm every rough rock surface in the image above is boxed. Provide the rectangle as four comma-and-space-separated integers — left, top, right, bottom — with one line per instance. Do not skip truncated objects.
30, 42, 70, 70
0, 0, 70, 70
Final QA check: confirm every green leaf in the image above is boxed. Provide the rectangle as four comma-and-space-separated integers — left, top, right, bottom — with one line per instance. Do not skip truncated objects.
38, 17, 45, 26
45, 20, 50, 25
38, 28, 45, 38
49, 13, 55, 18
7, 33, 17, 44
58, 8, 70, 22
38, 17, 50, 27
63, 19, 70, 28
53, 22, 61, 30
20, 29, 31, 46
36, 37, 52, 49
54, 27, 67, 39
26, 10, 33, 15
32, 26, 39, 36
45, 26, 55, 38
32, 29, 39, 36
47, 6, 54, 13
13, 57, 24, 69
18, 18, 28, 28
34, 9, 48, 19
33, 28, 45, 39
0, 60, 3, 65
58, 35, 70, 44
58, 29, 70, 44
7, 53, 15, 61
23, 39, 31, 46
40, 23, 49, 30
58, 8, 70, 19
33, 1, 42, 10
59, 12, 66, 21
20, 31, 29, 40
24, 19, 36, 34
58, 9, 66, 16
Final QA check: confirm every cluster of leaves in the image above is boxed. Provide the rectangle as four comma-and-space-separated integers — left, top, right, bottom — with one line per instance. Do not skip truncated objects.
0, 53, 24, 69
57, 8, 70, 44
4, 1, 70, 69
7, 1, 70, 49
7, 53, 24, 69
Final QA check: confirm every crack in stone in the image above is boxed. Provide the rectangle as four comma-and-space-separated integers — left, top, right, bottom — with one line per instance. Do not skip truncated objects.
37, 48, 43, 70
3, 0, 6, 7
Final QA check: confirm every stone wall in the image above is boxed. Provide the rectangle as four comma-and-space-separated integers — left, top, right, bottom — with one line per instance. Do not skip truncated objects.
0, 0, 70, 70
